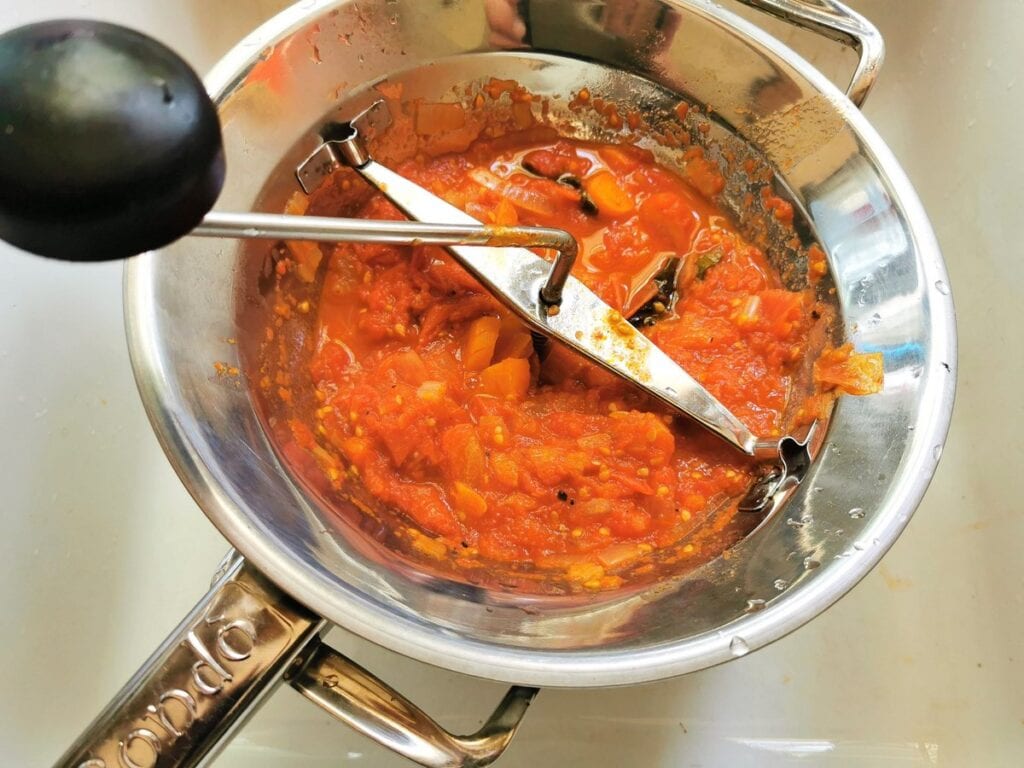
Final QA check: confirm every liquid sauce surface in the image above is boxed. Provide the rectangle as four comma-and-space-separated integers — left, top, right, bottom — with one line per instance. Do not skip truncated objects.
280, 134, 844, 591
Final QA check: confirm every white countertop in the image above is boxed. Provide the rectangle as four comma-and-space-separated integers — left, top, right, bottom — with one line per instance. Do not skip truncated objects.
1, 1, 1021, 765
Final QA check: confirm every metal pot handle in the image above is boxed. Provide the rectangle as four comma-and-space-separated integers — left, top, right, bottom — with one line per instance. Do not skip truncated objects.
737, 0, 885, 106
56, 553, 537, 768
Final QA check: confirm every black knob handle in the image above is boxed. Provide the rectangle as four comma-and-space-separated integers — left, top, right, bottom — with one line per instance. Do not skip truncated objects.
0, 20, 224, 261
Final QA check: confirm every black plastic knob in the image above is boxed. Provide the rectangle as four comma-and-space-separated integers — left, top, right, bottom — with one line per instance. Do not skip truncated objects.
0, 20, 224, 261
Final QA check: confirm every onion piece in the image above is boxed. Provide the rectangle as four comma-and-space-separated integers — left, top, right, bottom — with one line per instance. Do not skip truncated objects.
468, 167, 503, 192
597, 543, 643, 568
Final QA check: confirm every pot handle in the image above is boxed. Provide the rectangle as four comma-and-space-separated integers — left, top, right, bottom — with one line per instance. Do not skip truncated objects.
56, 553, 536, 768
737, 0, 885, 107
289, 645, 538, 767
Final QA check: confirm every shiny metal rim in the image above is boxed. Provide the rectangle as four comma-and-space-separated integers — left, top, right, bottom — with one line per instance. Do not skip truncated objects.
124, 0, 956, 687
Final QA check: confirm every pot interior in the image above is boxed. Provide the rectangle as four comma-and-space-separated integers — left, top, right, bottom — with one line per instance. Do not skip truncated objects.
239, 52, 837, 601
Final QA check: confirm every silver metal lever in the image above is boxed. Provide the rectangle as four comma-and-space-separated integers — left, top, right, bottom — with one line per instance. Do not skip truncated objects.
191, 211, 577, 276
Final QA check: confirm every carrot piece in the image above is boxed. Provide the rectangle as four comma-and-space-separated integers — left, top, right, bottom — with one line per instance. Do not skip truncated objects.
479, 357, 531, 400
492, 198, 518, 226
493, 327, 534, 361
584, 171, 634, 217
452, 481, 488, 519
462, 315, 502, 371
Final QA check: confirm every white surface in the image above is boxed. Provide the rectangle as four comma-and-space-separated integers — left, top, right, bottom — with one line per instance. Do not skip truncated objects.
1, 1, 1021, 765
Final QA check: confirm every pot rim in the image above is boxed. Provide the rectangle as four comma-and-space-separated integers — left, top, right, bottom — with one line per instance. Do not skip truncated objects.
124, 0, 956, 687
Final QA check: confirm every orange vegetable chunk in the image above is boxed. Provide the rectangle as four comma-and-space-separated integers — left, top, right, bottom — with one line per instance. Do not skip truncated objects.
452, 481, 488, 519
462, 315, 502, 371
584, 171, 634, 217
479, 357, 531, 400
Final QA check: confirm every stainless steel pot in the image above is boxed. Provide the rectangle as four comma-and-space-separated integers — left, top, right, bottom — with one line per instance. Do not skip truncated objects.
58, 1, 956, 766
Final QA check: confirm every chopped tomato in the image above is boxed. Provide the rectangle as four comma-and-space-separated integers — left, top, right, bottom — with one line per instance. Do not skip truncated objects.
267, 130, 853, 592
639, 192, 699, 252
522, 142, 591, 178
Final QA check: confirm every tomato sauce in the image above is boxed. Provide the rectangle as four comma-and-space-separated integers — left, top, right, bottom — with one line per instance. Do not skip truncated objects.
266, 129, 870, 592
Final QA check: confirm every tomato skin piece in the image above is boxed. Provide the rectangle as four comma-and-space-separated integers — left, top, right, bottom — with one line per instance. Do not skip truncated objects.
395, 483, 461, 537
607, 507, 653, 537
814, 343, 884, 396
493, 327, 534, 361
442, 424, 488, 485
597, 143, 654, 173
384, 349, 429, 385
282, 192, 323, 281
639, 192, 699, 252
413, 247, 486, 294
682, 147, 725, 198
757, 289, 809, 340
522, 142, 592, 178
